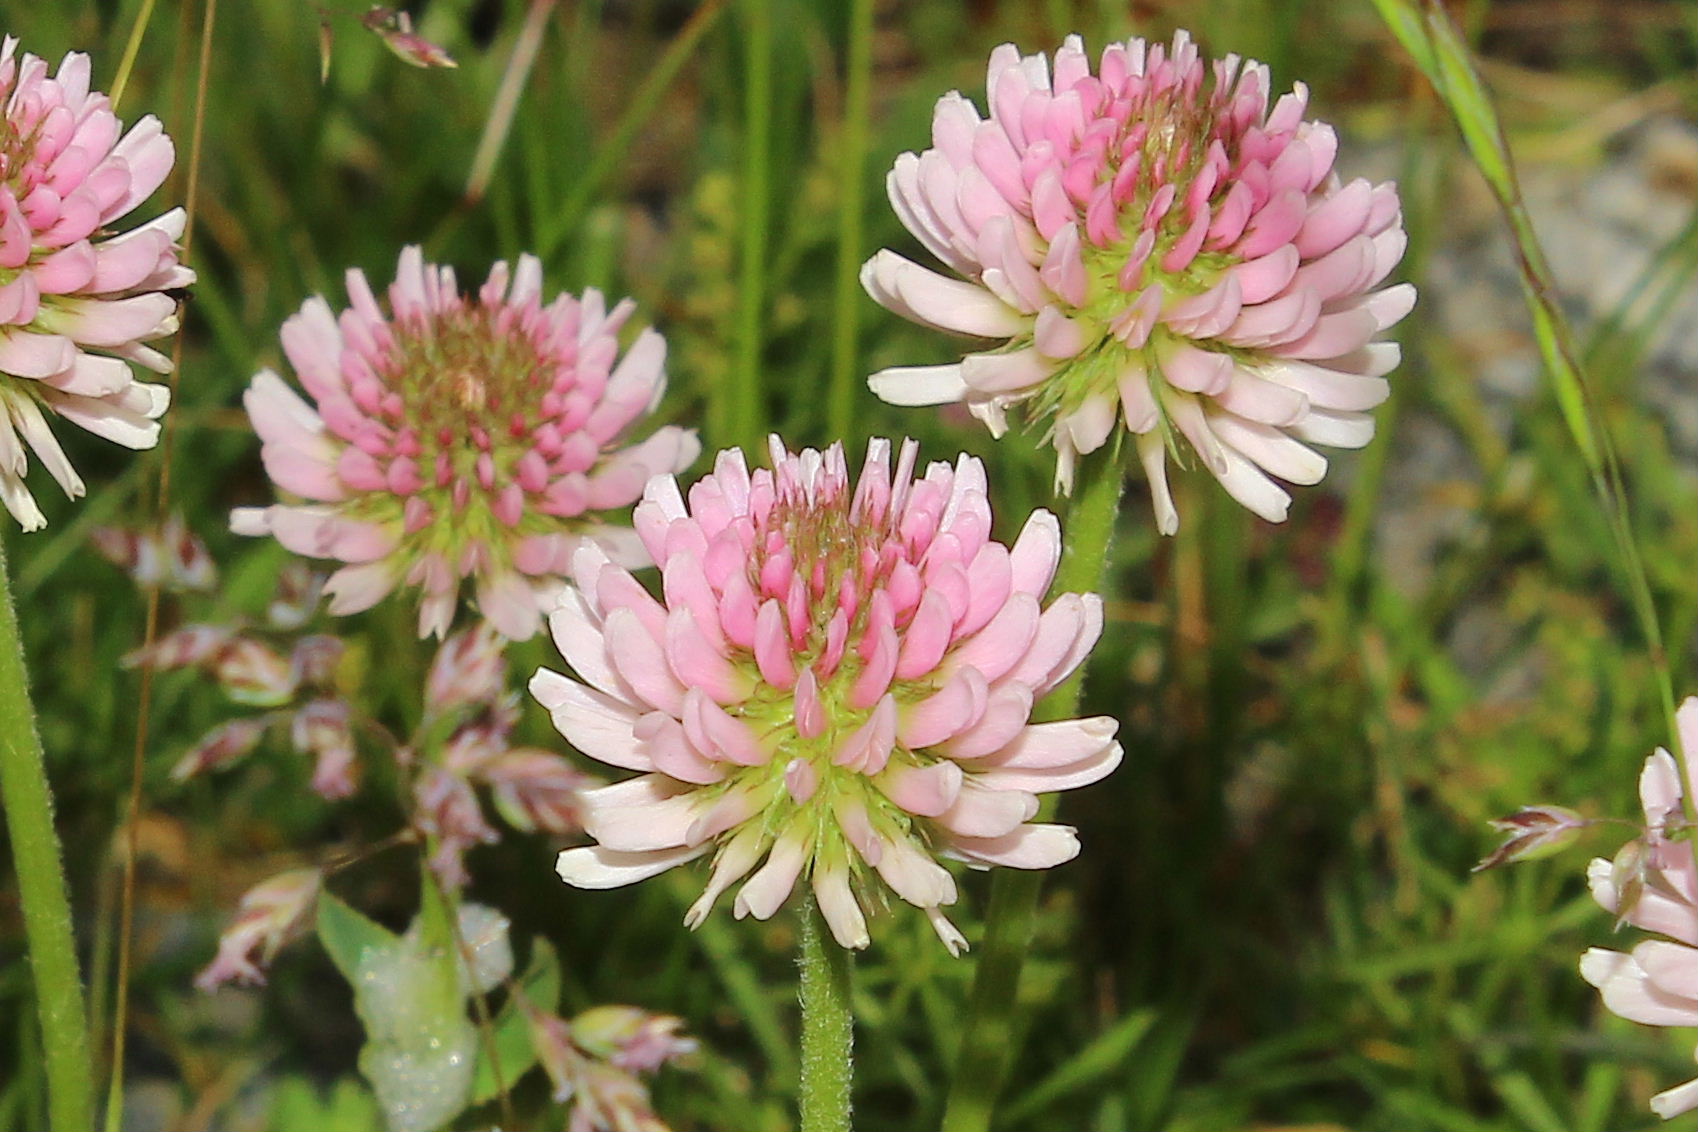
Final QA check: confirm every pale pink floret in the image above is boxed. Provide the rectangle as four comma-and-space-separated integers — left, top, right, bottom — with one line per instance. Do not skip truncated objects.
195, 868, 321, 991
232, 246, 699, 640
535, 437, 1120, 953
864, 31, 1411, 531
1583, 698, 1698, 1119
0, 38, 192, 530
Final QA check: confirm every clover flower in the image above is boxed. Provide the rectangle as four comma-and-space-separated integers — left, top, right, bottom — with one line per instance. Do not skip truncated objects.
232, 246, 699, 639
864, 31, 1411, 530
0, 38, 192, 530
1581, 698, 1698, 1119
536, 438, 1120, 953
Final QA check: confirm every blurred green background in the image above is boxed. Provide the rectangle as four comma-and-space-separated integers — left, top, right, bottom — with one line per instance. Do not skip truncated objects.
1, 0, 1696, 1129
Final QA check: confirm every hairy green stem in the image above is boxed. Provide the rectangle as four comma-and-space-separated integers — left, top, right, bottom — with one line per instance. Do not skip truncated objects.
941, 449, 1125, 1132
826, 0, 874, 444
730, 0, 773, 452
798, 895, 853, 1132
0, 536, 96, 1132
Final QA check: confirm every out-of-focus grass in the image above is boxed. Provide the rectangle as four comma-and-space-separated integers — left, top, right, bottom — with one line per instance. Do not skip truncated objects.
0, 1, 1695, 1130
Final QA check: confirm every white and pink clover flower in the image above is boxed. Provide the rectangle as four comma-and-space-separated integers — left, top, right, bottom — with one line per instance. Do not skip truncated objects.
535, 437, 1121, 953
233, 246, 699, 640
864, 31, 1412, 530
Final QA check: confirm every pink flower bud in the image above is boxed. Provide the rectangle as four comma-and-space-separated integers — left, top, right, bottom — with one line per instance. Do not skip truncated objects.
91, 515, 215, 590
360, 7, 458, 69
413, 766, 498, 889
214, 638, 298, 706
526, 1009, 583, 1105
268, 562, 324, 629
291, 699, 358, 800
122, 624, 234, 671
171, 718, 269, 781
290, 634, 346, 690
1472, 804, 1588, 872
571, 1006, 697, 1073
194, 868, 320, 991
478, 748, 597, 835
426, 622, 508, 718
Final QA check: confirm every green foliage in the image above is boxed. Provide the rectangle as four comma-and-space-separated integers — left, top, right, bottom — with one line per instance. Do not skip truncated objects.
317, 885, 475, 1132
0, 1, 1695, 1131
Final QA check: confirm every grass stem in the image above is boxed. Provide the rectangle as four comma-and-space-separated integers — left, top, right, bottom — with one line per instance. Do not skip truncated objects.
826, 0, 874, 445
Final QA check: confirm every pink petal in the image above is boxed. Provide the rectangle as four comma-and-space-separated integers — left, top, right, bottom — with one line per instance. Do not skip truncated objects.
876, 759, 964, 817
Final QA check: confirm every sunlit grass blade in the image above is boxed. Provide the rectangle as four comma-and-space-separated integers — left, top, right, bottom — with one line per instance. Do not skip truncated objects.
826, 0, 874, 445
534, 0, 729, 262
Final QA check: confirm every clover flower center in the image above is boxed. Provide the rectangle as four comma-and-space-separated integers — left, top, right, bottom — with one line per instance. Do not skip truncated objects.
700, 491, 943, 874
381, 307, 558, 460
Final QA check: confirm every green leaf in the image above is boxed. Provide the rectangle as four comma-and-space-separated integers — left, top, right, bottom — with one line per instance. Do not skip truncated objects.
317, 883, 476, 1132
996, 1009, 1156, 1127
467, 937, 563, 1106
315, 889, 399, 982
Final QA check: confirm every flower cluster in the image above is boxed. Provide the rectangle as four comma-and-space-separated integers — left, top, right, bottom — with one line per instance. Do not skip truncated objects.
537, 438, 1120, 952
411, 622, 599, 887
232, 246, 699, 640
0, 38, 191, 530
1581, 698, 1698, 1120
864, 32, 1410, 530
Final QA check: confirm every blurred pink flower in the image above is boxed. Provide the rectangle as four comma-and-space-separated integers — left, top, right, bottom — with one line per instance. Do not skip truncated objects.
479, 747, 596, 835
291, 697, 359, 799
195, 868, 320, 991
414, 764, 499, 889
213, 637, 296, 706
572, 1005, 697, 1074
1582, 697, 1698, 1119
426, 620, 508, 718
863, 32, 1411, 530
537, 438, 1120, 953
91, 514, 214, 590
170, 717, 269, 781
0, 38, 192, 530
527, 1004, 690, 1132
232, 246, 699, 640
360, 7, 458, 69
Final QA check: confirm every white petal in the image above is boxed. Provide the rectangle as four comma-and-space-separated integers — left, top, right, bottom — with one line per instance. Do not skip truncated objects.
556, 844, 706, 889
868, 363, 968, 407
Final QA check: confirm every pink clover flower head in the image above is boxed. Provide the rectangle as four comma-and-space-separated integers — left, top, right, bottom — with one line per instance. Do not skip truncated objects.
864, 31, 1412, 530
0, 38, 192, 530
536, 437, 1121, 954
232, 246, 700, 640
1582, 697, 1698, 1119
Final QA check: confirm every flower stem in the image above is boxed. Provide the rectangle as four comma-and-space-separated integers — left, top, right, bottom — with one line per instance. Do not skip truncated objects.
0, 535, 96, 1132
940, 450, 1124, 1132
826, 0, 874, 445
730, 0, 773, 453
798, 894, 854, 1132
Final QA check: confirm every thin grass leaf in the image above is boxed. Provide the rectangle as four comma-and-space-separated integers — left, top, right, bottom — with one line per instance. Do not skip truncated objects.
997, 1009, 1156, 1127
